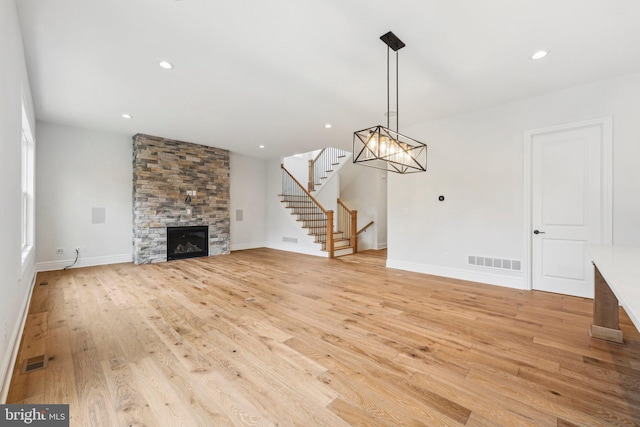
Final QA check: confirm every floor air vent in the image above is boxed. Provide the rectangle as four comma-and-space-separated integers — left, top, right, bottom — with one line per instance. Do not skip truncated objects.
21, 354, 48, 374
282, 237, 298, 244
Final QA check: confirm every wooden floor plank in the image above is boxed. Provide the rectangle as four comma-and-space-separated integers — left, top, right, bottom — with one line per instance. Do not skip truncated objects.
7, 248, 640, 426
44, 325, 79, 423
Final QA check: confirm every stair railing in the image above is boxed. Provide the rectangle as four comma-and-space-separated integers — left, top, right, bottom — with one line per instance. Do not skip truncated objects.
308, 147, 347, 192
337, 199, 358, 254
357, 221, 375, 235
281, 164, 335, 258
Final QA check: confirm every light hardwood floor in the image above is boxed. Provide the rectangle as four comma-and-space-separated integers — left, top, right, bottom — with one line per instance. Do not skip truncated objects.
7, 248, 640, 426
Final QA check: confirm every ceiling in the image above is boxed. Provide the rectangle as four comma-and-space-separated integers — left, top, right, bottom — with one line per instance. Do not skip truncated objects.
16, 0, 640, 159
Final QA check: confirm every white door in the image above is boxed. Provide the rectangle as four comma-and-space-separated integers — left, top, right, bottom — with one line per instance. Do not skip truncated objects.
527, 118, 612, 298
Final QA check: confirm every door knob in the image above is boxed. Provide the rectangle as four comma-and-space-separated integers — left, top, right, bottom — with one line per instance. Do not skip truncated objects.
533, 230, 545, 234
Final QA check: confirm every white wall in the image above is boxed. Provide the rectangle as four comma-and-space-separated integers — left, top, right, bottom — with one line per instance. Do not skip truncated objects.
36, 122, 133, 270
230, 153, 267, 250
35, 127, 270, 265
314, 168, 339, 216
283, 153, 311, 189
387, 72, 640, 289
0, 0, 37, 402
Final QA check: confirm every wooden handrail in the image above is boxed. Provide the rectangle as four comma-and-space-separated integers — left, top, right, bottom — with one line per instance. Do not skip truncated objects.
281, 164, 328, 214
311, 148, 327, 164
337, 198, 352, 214
357, 221, 374, 235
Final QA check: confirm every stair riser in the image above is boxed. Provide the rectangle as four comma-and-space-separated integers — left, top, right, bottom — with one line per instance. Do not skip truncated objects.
334, 247, 354, 257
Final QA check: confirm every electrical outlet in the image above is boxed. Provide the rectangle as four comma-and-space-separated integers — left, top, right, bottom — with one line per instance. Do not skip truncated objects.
56, 248, 65, 254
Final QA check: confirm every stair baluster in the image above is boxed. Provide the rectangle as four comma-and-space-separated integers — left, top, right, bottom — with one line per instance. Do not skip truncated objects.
307, 147, 347, 192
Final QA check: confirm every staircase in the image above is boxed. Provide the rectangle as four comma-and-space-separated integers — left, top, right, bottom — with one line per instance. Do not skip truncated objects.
308, 147, 348, 192
280, 164, 356, 257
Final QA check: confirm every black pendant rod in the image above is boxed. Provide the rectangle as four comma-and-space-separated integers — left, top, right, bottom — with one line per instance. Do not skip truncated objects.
396, 50, 399, 132
380, 31, 404, 133
387, 46, 390, 129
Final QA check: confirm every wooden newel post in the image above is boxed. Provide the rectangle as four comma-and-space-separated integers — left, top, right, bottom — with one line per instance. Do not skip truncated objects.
351, 210, 358, 254
308, 160, 314, 192
326, 210, 334, 259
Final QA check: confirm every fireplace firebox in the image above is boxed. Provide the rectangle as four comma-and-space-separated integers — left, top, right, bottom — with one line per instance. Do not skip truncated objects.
167, 226, 209, 261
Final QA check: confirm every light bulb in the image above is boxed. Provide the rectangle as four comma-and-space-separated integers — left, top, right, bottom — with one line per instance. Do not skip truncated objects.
379, 137, 388, 155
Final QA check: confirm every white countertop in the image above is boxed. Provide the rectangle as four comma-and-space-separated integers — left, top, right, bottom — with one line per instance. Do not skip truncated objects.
587, 245, 640, 332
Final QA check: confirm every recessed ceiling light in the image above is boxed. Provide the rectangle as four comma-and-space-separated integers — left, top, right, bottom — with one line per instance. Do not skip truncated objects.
531, 50, 548, 60
324, 123, 332, 129
259, 145, 265, 148
122, 114, 132, 119
158, 61, 174, 69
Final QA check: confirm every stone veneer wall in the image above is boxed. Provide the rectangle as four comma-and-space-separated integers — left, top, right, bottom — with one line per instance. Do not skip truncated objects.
132, 134, 230, 264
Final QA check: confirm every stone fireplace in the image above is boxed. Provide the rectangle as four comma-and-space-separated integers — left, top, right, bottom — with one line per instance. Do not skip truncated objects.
132, 134, 230, 264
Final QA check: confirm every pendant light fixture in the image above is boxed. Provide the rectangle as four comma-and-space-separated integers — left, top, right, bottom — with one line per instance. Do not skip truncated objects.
353, 31, 427, 174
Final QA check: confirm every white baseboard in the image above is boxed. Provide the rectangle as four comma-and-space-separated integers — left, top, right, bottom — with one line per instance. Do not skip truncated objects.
265, 242, 328, 258
36, 253, 133, 272
386, 259, 526, 290
230, 242, 267, 251
0, 272, 37, 403
374, 242, 388, 250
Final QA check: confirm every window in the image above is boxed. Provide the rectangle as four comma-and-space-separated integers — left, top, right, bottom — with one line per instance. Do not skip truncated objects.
21, 101, 35, 265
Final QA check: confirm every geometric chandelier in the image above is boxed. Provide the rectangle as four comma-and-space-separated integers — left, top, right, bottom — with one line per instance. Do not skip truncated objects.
353, 31, 427, 174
